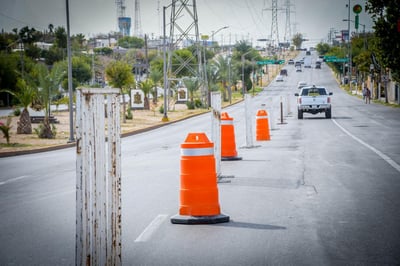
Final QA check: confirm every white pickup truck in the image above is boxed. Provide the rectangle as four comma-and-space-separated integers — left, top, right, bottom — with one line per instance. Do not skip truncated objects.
294, 85, 332, 119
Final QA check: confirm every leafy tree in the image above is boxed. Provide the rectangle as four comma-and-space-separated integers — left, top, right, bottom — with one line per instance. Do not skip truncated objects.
52, 56, 92, 91
366, 0, 400, 82
0, 53, 19, 105
54, 26, 67, 49
292, 33, 304, 50
94, 47, 113, 56
117, 36, 144, 49
172, 48, 198, 77
316, 42, 330, 55
105, 60, 135, 123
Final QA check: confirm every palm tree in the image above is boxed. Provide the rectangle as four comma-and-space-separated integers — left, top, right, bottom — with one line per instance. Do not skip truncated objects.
34, 64, 56, 138
139, 79, 154, 110
149, 69, 163, 104
211, 55, 230, 101
182, 77, 200, 107
1, 79, 37, 134
105, 60, 135, 123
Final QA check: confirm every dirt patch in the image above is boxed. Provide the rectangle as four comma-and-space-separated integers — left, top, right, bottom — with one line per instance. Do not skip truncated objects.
0, 103, 206, 154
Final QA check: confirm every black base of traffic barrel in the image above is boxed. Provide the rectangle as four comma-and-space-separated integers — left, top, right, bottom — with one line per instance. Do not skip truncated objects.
221, 156, 242, 161
171, 214, 230, 224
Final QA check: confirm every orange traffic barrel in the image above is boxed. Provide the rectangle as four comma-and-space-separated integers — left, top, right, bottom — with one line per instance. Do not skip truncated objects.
171, 132, 229, 224
256, 109, 270, 141
221, 112, 242, 161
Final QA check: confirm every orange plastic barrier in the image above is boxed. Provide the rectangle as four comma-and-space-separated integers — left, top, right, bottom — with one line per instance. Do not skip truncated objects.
171, 132, 229, 224
256, 109, 270, 141
221, 112, 242, 161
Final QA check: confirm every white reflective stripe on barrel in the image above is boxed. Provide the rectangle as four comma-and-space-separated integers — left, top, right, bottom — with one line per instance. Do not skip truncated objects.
221, 120, 233, 125
181, 147, 214, 156
256, 116, 268, 119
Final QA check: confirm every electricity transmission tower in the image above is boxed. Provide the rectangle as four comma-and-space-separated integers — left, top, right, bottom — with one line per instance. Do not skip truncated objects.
283, 0, 294, 43
264, 0, 281, 47
134, 0, 142, 37
164, 0, 205, 105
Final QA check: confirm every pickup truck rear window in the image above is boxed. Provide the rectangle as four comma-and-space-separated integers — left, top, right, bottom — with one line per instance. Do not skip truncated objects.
301, 88, 327, 96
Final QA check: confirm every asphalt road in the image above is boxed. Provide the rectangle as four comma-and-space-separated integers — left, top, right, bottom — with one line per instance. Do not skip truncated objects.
1, 51, 400, 265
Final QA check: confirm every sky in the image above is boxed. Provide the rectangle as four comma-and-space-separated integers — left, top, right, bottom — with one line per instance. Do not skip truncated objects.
0, 0, 374, 47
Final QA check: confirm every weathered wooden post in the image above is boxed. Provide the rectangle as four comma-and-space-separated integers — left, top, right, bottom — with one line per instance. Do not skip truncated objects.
76, 88, 121, 266
211, 92, 221, 177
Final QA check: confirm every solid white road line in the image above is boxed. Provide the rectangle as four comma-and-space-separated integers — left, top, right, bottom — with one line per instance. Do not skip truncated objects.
134, 214, 168, 242
332, 119, 400, 173
0, 175, 30, 186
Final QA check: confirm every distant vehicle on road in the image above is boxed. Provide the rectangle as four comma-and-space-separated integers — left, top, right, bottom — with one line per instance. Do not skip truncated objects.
295, 85, 332, 119
288, 59, 294, 65
297, 81, 307, 90
280, 69, 288, 76
315, 61, 322, 69
296, 65, 302, 72
304, 57, 312, 68
276, 75, 284, 82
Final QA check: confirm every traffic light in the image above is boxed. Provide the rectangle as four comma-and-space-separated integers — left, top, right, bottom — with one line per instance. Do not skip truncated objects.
355, 15, 359, 30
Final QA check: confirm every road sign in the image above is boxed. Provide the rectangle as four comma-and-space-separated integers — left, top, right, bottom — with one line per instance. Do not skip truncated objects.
256, 60, 276, 65
323, 55, 337, 60
256, 59, 285, 65
325, 58, 348, 63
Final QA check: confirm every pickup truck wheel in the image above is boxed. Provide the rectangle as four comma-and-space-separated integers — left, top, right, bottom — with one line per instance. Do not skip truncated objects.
298, 110, 303, 119
325, 107, 332, 119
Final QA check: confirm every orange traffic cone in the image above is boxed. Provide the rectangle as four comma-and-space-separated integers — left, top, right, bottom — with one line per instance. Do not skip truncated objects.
221, 112, 242, 161
256, 109, 270, 141
171, 132, 230, 224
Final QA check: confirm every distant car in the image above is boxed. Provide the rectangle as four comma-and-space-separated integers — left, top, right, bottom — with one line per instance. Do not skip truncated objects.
297, 81, 307, 89
276, 75, 284, 82
306, 51, 311, 56
295, 61, 302, 67
280, 69, 288, 76
315, 61, 322, 69
296, 65, 302, 72
288, 59, 294, 65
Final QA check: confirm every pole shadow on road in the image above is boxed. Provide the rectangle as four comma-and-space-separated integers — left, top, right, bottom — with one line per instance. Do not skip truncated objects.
212, 220, 286, 230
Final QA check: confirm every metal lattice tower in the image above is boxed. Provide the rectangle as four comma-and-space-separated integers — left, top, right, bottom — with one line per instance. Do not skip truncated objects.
283, 0, 294, 43
271, 0, 279, 46
166, 0, 205, 104
134, 0, 142, 37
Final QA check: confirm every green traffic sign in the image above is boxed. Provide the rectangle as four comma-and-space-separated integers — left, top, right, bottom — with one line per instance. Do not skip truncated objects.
324, 55, 337, 60
326, 58, 348, 63
256, 60, 276, 65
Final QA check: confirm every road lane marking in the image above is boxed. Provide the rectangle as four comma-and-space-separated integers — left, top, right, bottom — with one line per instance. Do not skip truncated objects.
0, 175, 30, 186
134, 214, 168, 242
332, 119, 400, 173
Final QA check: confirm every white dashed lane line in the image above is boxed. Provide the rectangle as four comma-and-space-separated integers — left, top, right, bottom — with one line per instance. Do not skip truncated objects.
134, 214, 168, 242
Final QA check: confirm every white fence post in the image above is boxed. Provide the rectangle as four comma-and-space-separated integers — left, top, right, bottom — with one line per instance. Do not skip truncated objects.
76, 88, 121, 266
244, 94, 254, 147
211, 92, 221, 177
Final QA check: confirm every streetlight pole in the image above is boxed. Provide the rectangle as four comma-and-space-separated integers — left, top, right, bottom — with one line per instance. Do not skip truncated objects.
162, 5, 169, 121
65, 0, 74, 142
